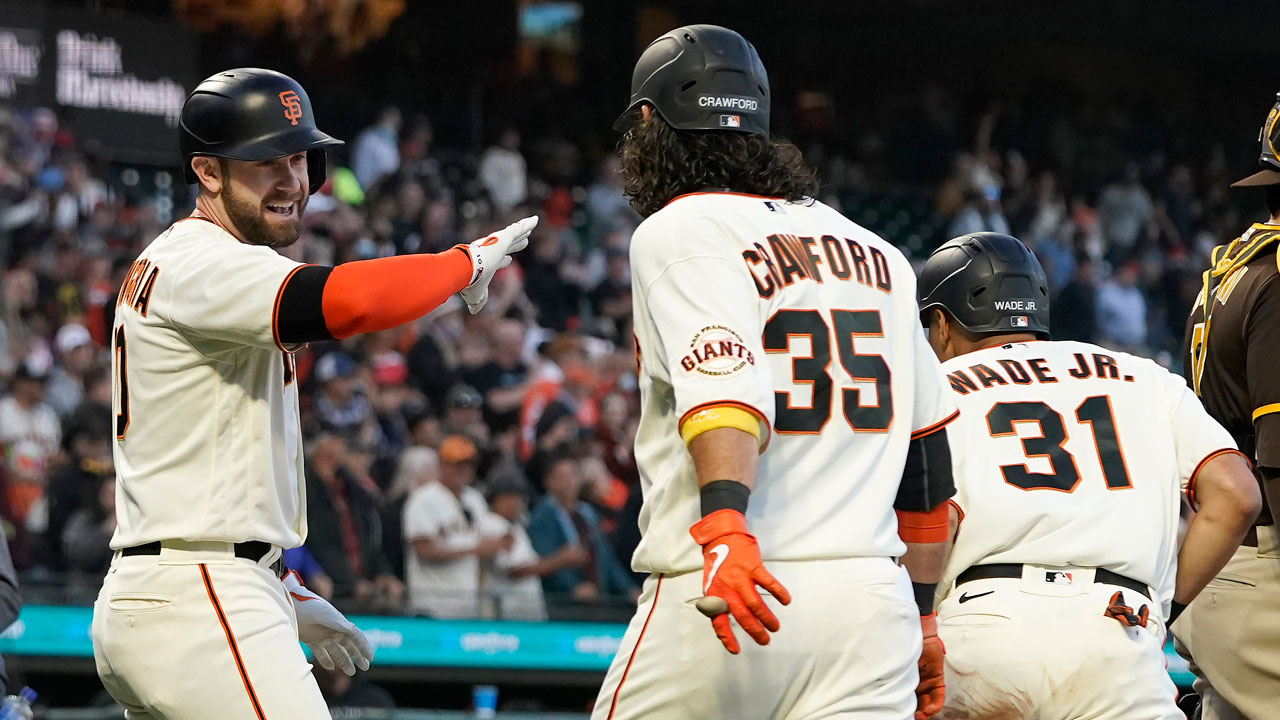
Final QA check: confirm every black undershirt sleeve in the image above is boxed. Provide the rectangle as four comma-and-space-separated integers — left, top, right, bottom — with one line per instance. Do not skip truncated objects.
276, 265, 335, 346
895, 427, 956, 512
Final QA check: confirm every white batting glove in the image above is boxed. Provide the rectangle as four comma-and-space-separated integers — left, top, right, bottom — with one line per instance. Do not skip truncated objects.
284, 571, 374, 676
456, 215, 538, 314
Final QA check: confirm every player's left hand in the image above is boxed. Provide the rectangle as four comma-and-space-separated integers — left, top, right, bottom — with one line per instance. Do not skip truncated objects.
456, 215, 538, 314
915, 613, 946, 719
284, 571, 375, 676
689, 509, 791, 654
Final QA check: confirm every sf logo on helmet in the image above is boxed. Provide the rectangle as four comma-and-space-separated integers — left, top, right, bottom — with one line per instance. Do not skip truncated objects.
279, 91, 303, 126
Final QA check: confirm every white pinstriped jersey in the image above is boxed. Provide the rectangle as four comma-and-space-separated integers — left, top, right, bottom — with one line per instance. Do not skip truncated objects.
110, 217, 309, 549
938, 340, 1238, 608
629, 193, 956, 574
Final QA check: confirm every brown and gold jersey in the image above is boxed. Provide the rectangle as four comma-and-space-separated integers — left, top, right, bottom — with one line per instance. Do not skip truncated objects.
1185, 222, 1280, 524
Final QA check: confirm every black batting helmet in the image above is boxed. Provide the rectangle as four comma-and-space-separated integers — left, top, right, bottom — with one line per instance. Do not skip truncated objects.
1232, 92, 1280, 187
917, 232, 1051, 337
613, 24, 769, 137
179, 68, 342, 194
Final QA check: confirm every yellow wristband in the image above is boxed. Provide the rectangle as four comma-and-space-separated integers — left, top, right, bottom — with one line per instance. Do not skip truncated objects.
680, 405, 764, 449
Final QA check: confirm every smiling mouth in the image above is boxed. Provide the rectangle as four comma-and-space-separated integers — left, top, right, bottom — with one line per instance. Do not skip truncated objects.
265, 201, 298, 218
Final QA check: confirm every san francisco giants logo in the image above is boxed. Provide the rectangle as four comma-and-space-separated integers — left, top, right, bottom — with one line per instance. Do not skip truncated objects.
279, 91, 302, 126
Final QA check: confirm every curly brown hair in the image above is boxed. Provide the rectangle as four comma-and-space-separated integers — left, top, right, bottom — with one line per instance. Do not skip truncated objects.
617, 110, 820, 217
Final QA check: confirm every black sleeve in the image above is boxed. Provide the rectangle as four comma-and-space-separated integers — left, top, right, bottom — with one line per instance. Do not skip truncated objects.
894, 427, 956, 512
276, 265, 335, 345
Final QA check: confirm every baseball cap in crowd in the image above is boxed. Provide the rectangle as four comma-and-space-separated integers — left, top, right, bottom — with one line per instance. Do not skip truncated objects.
446, 384, 483, 410
485, 474, 529, 503
55, 323, 93, 356
13, 357, 49, 383
439, 434, 479, 464
371, 351, 408, 386
314, 352, 356, 383
1233, 93, 1280, 187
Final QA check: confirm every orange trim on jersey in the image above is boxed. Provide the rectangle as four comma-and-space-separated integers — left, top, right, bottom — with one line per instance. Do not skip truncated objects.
666, 191, 786, 207
912, 409, 959, 440
947, 498, 965, 526
199, 564, 267, 720
607, 575, 663, 720
1185, 448, 1249, 509
271, 264, 311, 352
679, 400, 772, 452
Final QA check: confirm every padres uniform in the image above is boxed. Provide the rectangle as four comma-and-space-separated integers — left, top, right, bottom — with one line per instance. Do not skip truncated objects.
592, 192, 957, 720
935, 340, 1238, 720
91, 216, 331, 717
1179, 221, 1280, 720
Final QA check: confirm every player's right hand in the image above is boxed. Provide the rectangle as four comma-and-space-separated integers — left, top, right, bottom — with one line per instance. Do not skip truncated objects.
915, 613, 946, 719
689, 509, 791, 654
455, 215, 538, 314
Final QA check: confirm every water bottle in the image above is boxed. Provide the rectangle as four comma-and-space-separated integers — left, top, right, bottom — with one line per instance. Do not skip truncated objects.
0, 687, 36, 720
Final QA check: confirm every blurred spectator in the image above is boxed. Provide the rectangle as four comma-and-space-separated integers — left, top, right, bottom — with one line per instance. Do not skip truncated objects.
1052, 256, 1100, 343
382, 445, 440, 580
313, 352, 376, 444
584, 156, 634, 239
45, 323, 94, 417
528, 453, 636, 603
478, 126, 527, 213
304, 434, 404, 611
477, 476, 553, 621
403, 434, 509, 617
521, 229, 583, 331
947, 183, 1011, 238
0, 360, 60, 521
60, 476, 114, 585
464, 319, 530, 433
1098, 162, 1154, 255
443, 383, 490, 449
1096, 261, 1148, 352
42, 402, 112, 571
351, 106, 402, 191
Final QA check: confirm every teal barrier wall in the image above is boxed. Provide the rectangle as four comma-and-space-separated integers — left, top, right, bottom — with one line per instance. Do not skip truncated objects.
0, 605, 1194, 686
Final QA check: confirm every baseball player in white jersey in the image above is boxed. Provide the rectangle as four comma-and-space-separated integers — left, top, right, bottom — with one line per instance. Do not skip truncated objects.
915, 232, 1261, 720
593, 26, 959, 720
90, 68, 536, 718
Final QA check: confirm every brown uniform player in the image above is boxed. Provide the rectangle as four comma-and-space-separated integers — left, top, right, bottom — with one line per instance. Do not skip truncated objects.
1180, 92, 1280, 720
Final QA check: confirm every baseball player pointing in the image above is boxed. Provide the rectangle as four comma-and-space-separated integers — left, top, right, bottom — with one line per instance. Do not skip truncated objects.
594, 26, 958, 720
91, 68, 535, 718
917, 232, 1259, 719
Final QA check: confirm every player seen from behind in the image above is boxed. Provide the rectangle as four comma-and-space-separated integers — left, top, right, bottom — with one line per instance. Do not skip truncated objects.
917, 232, 1259, 719
592, 24, 958, 720
91, 68, 536, 718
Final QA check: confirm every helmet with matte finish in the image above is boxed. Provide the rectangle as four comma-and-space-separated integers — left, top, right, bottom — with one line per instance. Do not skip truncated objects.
614, 24, 769, 136
179, 68, 342, 194
917, 232, 1051, 337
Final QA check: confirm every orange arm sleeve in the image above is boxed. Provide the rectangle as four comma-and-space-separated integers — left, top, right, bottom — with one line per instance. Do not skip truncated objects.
896, 502, 951, 544
320, 249, 472, 338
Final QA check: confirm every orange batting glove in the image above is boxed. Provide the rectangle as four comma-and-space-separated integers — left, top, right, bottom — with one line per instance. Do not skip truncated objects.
689, 509, 791, 654
915, 613, 945, 719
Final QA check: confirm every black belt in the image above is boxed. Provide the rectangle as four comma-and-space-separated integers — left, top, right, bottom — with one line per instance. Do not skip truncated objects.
121, 541, 284, 577
957, 563, 1149, 599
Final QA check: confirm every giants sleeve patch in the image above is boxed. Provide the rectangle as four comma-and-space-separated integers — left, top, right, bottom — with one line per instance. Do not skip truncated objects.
680, 325, 756, 377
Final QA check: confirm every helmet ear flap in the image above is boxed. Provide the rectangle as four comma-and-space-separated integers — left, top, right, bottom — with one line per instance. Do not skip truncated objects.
306, 148, 327, 195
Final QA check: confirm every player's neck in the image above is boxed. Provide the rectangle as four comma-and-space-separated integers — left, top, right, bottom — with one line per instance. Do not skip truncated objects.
967, 333, 1039, 353
191, 195, 243, 242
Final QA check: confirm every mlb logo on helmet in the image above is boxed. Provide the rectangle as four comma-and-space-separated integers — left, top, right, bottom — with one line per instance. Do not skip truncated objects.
720, 115, 741, 128
1011, 315, 1029, 328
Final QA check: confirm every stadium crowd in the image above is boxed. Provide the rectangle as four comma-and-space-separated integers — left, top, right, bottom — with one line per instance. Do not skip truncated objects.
0, 84, 1267, 621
